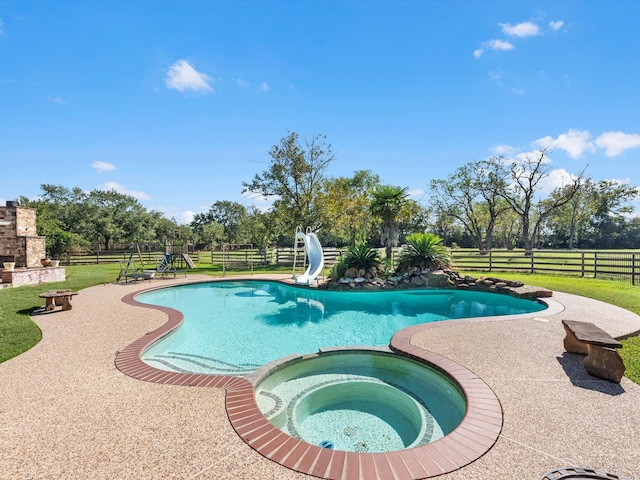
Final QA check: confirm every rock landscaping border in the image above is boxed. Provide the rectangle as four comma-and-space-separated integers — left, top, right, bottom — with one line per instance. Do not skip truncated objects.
322, 268, 553, 300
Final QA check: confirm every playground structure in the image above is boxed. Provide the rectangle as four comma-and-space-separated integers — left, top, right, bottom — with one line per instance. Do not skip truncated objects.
292, 226, 325, 285
116, 241, 195, 283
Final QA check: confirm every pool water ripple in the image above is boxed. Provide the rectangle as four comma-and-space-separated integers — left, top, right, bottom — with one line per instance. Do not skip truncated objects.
138, 280, 545, 375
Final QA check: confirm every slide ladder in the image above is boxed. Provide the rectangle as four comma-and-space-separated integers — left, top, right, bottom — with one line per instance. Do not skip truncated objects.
293, 226, 325, 285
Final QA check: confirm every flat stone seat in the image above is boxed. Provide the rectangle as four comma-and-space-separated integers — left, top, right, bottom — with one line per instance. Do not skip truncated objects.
39, 289, 79, 312
562, 320, 622, 349
562, 319, 625, 383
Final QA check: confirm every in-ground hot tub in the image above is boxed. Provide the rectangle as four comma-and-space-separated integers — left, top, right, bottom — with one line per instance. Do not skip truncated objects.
254, 348, 467, 453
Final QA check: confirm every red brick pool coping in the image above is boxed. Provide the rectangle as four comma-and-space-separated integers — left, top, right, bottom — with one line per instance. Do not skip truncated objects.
115, 281, 504, 480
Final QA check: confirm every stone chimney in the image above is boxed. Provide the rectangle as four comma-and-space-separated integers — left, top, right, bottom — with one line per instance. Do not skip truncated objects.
0, 201, 46, 268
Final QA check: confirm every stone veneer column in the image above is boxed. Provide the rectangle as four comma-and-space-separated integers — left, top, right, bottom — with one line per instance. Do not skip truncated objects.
0, 205, 46, 268
0, 206, 18, 263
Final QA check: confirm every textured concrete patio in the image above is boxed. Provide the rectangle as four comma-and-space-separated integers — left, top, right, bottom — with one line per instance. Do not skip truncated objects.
1, 274, 639, 479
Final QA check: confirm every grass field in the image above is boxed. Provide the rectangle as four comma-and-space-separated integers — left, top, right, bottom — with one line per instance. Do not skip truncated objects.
1, 264, 639, 383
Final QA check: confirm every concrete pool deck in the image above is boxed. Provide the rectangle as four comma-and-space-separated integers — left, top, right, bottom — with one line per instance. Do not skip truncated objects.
1, 274, 639, 479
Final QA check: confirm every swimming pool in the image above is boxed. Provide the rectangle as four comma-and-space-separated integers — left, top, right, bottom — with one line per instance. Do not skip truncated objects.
116, 278, 515, 477
138, 280, 546, 375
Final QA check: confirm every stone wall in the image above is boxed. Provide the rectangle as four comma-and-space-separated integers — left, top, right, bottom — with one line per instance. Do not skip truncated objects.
1, 267, 66, 286
16, 207, 38, 236
24, 236, 46, 268
0, 205, 46, 268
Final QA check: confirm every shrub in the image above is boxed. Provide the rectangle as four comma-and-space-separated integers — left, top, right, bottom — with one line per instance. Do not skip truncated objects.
329, 257, 347, 280
329, 245, 382, 280
395, 233, 451, 273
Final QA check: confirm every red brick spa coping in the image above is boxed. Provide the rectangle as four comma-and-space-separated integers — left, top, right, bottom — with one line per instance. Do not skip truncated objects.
115, 279, 552, 480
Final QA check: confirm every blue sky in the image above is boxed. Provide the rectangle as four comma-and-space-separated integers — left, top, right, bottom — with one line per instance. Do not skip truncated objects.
2, 1, 639, 223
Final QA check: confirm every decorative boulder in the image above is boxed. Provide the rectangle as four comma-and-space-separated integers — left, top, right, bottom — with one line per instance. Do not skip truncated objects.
424, 270, 450, 288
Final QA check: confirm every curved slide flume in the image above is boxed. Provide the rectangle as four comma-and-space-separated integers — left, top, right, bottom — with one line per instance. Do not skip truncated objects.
294, 232, 324, 285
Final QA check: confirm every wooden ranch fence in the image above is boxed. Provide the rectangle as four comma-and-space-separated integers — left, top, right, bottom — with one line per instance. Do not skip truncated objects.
65, 247, 344, 269
450, 249, 640, 285
63, 248, 640, 285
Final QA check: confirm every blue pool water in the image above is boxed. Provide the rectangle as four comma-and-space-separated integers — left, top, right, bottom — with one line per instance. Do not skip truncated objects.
255, 350, 468, 453
139, 280, 546, 375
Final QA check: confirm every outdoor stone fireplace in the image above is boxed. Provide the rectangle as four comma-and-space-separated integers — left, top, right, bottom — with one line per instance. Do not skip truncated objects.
0, 201, 65, 287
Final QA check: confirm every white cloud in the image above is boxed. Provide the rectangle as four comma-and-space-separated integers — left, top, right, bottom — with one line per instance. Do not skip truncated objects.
165, 60, 213, 93
538, 168, 578, 194
91, 161, 115, 173
179, 210, 195, 224
475, 20, 562, 58
500, 21, 541, 38
533, 129, 594, 158
594, 131, 640, 157
531, 129, 640, 159
504, 151, 573, 196
260, 82, 270, 92
47, 95, 66, 104
152, 206, 195, 224
237, 79, 250, 88
490, 144, 518, 156
99, 181, 150, 201
549, 20, 564, 31
408, 188, 425, 198
515, 149, 553, 166
474, 39, 514, 58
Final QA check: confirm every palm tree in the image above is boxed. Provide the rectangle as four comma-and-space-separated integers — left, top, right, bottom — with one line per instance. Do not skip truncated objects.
370, 185, 409, 261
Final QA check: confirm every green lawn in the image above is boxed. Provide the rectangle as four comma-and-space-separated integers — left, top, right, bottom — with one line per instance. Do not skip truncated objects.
1, 265, 639, 383
0, 263, 119, 362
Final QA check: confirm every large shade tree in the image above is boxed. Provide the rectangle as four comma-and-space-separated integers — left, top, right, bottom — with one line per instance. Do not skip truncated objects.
499, 148, 584, 252
317, 170, 381, 246
543, 178, 639, 249
242, 131, 335, 238
238, 207, 276, 249
430, 158, 511, 252
85, 189, 154, 250
192, 200, 248, 244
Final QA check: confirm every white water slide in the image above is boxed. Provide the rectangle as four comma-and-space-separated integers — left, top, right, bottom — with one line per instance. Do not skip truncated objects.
294, 231, 325, 285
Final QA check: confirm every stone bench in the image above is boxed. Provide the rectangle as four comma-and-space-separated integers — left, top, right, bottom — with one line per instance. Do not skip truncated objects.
39, 289, 79, 312
562, 319, 625, 383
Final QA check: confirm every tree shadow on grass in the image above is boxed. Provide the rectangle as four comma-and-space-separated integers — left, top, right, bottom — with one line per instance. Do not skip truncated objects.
557, 352, 625, 396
